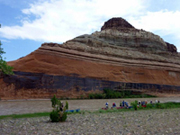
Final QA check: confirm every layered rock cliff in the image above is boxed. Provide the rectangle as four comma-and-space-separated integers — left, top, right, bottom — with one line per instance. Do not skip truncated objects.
1, 17, 180, 99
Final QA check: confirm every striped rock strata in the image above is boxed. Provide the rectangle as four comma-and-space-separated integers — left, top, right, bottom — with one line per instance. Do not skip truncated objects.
0, 18, 180, 99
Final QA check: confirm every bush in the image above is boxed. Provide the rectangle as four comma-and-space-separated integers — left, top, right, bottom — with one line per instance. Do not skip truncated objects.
146, 103, 153, 109
88, 93, 105, 99
65, 101, 69, 110
88, 94, 94, 99
59, 112, 67, 122
155, 103, 167, 109
87, 89, 156, 99
50, 110, 60, 122
51, 95, 58, 108
131, 100, 138, 110
155, 103, 161, 109
49, 95, 68, 122
0, 33, 14, 75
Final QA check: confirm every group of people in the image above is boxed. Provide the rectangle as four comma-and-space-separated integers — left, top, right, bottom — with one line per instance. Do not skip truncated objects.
105, 100, 129, 109
138, 100, 160, 106
105, 100, 161, 109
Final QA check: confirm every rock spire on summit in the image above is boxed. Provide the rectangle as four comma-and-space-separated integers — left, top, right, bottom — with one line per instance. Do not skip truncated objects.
101, 17, 135, 30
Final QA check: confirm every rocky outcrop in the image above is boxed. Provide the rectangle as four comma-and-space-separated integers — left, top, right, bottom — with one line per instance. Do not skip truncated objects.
0, 17, 180, 99
166, 42, 177, 53
101, 17, 135, 30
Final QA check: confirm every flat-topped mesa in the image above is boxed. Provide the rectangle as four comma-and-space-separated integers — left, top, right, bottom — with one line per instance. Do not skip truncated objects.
101, 17, 135, 30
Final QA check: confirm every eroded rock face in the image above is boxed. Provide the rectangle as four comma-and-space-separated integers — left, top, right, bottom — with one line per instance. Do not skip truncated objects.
1, 17, 180, 99
101, 17, 135, 30
166, 42, 177, 53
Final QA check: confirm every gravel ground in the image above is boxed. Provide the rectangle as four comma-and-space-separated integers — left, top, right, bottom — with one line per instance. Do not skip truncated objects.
0, 108, 180, 135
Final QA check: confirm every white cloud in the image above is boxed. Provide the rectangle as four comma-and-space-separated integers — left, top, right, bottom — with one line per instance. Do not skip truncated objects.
130, 10, 180, 36
0, 0, 180, 52
0, 0, 145, 42
129, 10, 180, 50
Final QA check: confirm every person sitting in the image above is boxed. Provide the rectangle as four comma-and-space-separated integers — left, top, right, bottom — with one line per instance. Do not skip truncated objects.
125, 102, 129, 108
112, 102, 116, 108
105, 102, 109, 109
141, 101, 145, 106
122, 100, 125, 107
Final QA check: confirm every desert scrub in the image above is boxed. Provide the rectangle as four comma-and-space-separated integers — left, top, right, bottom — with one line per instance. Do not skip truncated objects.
88, 88, 156, 99
50, 95, 68, 122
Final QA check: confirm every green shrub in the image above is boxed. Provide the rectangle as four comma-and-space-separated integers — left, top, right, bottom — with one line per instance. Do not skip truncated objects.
50, 110, 60, 122
154, 103, 167, 109
50, 95, 68, 122
59, 112, 67, 122
51, 95, 58, 108
87, 89, 156, 99
155, 103, 161, 109
103, 88, 121, 99
88, 93, 105, 99
131, 100, 138, 110
65, 101, 68, 110
0, 37, 14, 75
146, 103, 153, 109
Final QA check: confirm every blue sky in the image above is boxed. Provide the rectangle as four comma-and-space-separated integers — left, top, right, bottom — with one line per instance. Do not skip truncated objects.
0, 0, 180, 61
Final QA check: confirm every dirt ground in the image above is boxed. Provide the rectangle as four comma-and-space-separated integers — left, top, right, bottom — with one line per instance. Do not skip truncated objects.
1, 97, 180, 116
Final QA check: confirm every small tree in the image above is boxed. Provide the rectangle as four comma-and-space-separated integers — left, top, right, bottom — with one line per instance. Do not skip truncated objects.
0, 24, 13, 76
131, 100, 138, 110
50, 95, 68, 122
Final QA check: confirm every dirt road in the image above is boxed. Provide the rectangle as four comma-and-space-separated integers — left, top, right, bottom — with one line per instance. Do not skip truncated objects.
0, 97, 180, 116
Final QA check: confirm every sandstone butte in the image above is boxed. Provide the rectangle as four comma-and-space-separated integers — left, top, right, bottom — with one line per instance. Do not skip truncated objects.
1, 17, 180, 100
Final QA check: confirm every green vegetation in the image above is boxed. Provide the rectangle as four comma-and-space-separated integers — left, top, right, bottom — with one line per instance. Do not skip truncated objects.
0, 24, 13, 75
138, 102, 180, 110
50, 95, 69, 122
0, 111, 82, 120
153, 102, 180, 109
1, 102, 180, 120
88, 88, 156, 99
0, 112, 50, 120
130, 100, 138, 110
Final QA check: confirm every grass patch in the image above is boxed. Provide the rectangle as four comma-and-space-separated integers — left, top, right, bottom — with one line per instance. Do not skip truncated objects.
0, 111, 83, 120
0, 112, 50, 120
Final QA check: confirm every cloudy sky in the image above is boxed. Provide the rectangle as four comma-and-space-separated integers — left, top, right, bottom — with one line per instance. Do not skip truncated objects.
0, 0, 180, 61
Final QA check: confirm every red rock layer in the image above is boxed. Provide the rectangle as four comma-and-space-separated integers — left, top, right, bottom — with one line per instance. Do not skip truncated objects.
8, 47, 180, 86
